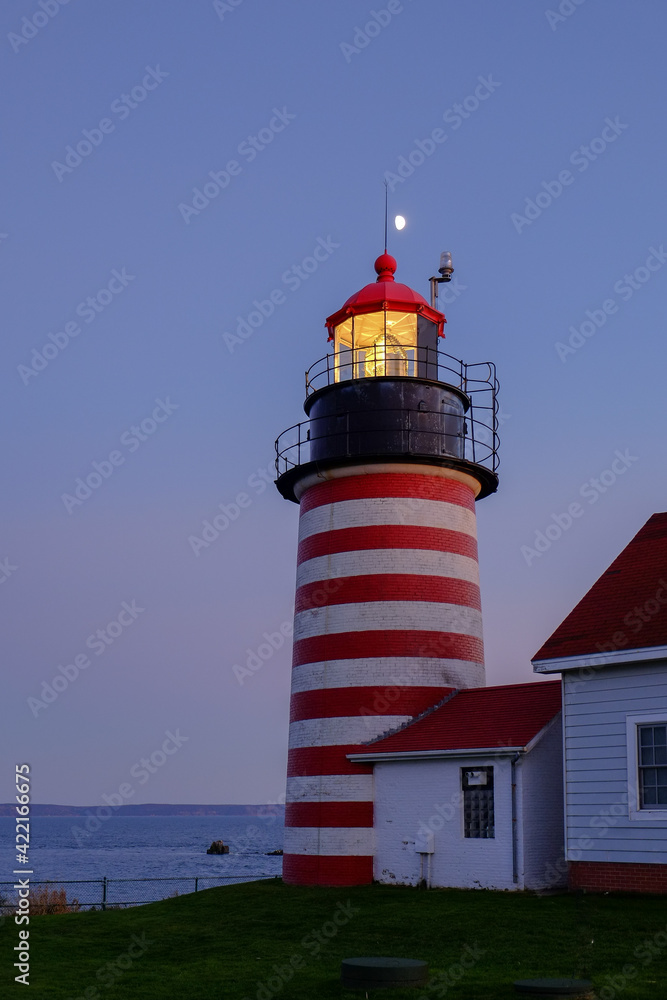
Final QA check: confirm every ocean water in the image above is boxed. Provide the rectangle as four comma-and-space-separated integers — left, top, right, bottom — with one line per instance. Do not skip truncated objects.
0, 815, 284, 904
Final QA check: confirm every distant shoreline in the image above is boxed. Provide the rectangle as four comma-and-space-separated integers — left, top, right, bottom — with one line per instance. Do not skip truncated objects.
0, 803, 285, 817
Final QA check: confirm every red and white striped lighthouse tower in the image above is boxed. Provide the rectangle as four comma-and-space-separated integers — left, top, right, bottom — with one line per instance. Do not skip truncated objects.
275, 251, 499, 886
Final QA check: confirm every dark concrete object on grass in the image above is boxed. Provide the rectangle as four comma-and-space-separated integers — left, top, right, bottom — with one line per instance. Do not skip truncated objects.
341, 957, 429, 989
514, 979, 594, 998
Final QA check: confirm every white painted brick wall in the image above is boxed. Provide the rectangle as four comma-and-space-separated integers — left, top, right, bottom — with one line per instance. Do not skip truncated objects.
296, 550, 480, 586
298, 498, 477, 541
373, 757, 517, 890
284, 826, 374, 855
293, 601, 483, 640
289, 715, 410, 748
521, 715, 566, 890
290, 657, 485, 693
373, 725, 564, 892
286, 774, 374, 801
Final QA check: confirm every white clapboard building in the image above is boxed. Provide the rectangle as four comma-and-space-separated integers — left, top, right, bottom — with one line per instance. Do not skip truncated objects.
532, 511, 667, 894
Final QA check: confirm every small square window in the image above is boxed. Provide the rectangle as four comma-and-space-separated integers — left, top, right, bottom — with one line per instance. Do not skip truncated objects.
638, 726, 667, 808
461, 767, 494, 838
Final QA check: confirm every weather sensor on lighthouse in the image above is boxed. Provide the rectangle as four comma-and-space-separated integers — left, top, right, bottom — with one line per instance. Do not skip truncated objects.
274, 250, 499, 887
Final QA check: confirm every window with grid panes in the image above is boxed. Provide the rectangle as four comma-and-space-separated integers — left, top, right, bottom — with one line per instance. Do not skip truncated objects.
638, 724, 667, 808
461, 766, 494, 838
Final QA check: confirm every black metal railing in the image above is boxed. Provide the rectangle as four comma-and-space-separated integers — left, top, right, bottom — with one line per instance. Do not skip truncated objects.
275, 402, 499, 479
304, 346, 495, 400
0, 874, 277, 914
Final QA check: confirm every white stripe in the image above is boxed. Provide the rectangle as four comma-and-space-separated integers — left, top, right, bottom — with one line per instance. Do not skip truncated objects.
284, 826, 374, 856
296, 549, 480, 587
286, 775, 374, 802
298, 498, 476, 543
289, 715, 410, 748
294, 601, 483, 641
290, 657, 484, 693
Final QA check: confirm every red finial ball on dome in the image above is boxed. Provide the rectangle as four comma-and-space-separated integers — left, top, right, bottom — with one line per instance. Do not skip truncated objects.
374, 253, 396, 282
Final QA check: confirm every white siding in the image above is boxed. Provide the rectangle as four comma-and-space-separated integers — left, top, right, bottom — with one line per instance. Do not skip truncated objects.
563, 659, 667, 864
373, 757, 518, 891
521, 715, 566, 890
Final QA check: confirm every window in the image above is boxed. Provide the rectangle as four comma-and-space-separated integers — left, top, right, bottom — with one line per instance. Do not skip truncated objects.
333, 312, 418, 381
638, 724, 667, 809
625, 712, 667, 820
462, 767, 494, 838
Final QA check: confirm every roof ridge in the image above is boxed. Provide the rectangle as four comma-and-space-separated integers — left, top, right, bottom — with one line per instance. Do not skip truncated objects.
361, 687, 459, 747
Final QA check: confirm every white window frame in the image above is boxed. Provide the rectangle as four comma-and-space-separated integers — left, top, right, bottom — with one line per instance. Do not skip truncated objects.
626, 712, 667, 821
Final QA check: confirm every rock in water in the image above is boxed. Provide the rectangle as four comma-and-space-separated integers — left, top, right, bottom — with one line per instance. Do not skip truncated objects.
206, 840, 230, 854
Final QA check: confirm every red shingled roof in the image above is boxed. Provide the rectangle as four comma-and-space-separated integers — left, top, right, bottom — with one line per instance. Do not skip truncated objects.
533, 512, 667, 663
357, 680, 561, 755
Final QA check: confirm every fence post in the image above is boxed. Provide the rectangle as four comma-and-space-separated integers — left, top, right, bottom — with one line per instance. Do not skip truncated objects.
195, 878, 199, 893
101, 877, 107, 911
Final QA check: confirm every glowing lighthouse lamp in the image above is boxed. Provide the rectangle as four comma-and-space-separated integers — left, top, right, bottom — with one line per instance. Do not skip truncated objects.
275, 248, 499, 887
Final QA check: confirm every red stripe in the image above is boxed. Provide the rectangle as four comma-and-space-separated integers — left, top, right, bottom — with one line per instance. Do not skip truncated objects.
285, 801, 373, 828
288, 745, 374, 777
298, 525, 478, 565
293, 630, 484, 668
295, 574, 481, 614
290, 685, 451, 723
300, 473, 475, 514
282, 853, 372, 886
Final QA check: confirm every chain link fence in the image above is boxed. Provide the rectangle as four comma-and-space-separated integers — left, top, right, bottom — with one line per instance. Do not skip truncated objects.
0, 874, 277, 913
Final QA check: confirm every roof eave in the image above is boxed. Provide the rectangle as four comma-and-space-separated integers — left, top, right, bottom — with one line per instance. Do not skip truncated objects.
325, 301, 446, 334
347, 746, 526, 764
532, 643, 667, 673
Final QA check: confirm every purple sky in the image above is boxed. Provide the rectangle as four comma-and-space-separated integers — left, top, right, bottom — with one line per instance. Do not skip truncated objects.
3, 1, 667, 806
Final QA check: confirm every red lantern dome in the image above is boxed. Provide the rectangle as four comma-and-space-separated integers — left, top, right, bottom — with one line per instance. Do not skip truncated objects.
325, 254, 445, 341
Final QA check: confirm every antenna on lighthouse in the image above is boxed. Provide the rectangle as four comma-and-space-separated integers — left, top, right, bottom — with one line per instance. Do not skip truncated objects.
383, 180, 388, 252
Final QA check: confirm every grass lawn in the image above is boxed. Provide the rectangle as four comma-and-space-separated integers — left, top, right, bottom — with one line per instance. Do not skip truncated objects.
2, 879, 667, 998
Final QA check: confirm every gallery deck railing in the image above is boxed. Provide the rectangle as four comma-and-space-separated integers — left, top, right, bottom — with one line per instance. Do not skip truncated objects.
276, 349, 500, 480
304, 347, 495, 399
275, 402, 499, 479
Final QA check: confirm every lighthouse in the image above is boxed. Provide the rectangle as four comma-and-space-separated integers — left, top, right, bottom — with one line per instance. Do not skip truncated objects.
275, 251, 499, 886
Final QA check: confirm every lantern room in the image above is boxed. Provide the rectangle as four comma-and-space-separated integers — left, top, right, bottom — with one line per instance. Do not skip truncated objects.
325, 253, 445, 382
275, 251, 499, 504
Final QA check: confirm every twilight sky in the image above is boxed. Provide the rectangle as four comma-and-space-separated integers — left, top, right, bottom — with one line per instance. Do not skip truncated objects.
3, 0, 667, 805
